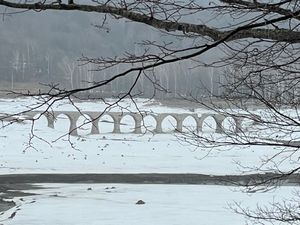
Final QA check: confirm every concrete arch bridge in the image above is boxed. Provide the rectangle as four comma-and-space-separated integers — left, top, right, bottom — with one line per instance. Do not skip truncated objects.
23, 111, 251, 136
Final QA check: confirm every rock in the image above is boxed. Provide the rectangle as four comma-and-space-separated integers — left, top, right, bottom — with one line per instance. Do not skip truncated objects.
8, 211, 17, 219
105, 187, 116, 190
135, 200, 145, 205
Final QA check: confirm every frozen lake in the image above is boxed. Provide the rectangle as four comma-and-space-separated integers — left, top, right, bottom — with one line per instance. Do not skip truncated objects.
2, 184, 298, 225
0, 97, 299, 225
0, 97, 293, 175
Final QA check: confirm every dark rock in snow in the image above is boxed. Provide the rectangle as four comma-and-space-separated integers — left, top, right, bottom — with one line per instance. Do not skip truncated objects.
135, 200, 145, 205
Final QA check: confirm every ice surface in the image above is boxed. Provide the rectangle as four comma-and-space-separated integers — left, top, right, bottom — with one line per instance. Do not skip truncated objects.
0, 97, 297, 175
0, 98, 299, 225
2, 184, 298, 225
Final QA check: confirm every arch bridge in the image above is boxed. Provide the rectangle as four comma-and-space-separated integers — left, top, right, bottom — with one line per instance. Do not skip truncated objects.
22, 111, 251, 136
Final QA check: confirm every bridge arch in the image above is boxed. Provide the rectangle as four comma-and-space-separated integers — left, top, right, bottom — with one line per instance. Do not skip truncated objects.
54, 113, 72, 134
98, 114, 114, 133
76, 114, 93, 136
120, 114, 136, 133
222, 116, 236, 133
182, 115, 198, 132
161, 115, 177, 133
141, 115, 157, 133
31, 113, 49, 130
199, 114, 217, 133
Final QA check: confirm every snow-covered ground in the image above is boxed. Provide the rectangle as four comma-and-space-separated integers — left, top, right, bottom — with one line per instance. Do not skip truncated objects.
0, 97, 296, 175
2, 183, 298, 225
0, 97, 299, 225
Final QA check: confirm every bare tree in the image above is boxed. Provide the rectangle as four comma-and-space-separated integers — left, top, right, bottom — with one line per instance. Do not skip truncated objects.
0, 0, 299, 99
59, 56, 77, 89
1, 1, 300, 224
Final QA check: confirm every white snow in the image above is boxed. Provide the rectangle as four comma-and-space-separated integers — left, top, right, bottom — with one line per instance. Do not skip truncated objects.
0, 97, 299, 225
1, 184, 298, 225
0, 97, 297, 175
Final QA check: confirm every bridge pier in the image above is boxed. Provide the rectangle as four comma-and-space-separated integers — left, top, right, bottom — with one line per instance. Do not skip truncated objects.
174, 115, 184, 132
45, 113, 55, 129
90, 117, 100, 135
66, 113, 80, 136
197, 114, 209, 133
133, 114, 143, 134
212, 115, 226, 134
154, 114, 164, 133
110, 113, 122, 134
233, 117, 243, 133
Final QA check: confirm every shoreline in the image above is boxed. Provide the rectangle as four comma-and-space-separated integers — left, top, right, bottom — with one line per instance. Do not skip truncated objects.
0, 172, 299, 186
0, 173, 299, 215
0, 183, 40, 215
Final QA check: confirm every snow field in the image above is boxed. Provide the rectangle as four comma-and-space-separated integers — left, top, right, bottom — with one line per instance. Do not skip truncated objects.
1, 98, 300, 225
0, 97, 298, 175
2, 184, 298, 225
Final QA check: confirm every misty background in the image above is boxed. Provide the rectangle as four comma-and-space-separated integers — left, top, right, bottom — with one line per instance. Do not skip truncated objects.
0, 7, 225, 99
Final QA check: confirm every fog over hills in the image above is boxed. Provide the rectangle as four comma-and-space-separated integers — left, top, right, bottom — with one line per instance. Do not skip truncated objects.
0, 5, 222, 98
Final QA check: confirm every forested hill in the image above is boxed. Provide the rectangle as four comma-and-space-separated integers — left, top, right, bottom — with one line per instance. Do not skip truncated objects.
0, 8, 218, 97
